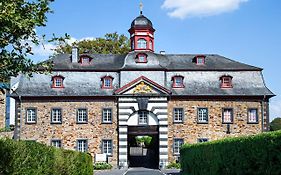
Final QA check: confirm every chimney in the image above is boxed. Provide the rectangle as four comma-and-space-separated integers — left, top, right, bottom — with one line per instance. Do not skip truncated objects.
160, 51, 166, 55
72, 47, 79, 63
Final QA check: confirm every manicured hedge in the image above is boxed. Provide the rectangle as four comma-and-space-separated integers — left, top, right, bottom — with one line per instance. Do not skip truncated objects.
0, 139, 93, 175
181, 131, 281, 175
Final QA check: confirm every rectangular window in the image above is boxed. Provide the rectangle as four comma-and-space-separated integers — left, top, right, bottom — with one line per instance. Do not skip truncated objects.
102, 140, 112, 155
198, 138, 209, 143
26, 108, 36, 123
138, 111, 148, 125
55, 78, 62, 87
175, 77, 183, 87
102, 108, 112, 123
198, 108, 208, 123
222, 108, 233, 124
104, 79, 111, 88
77, 109, 87, 123
51, 140, 62, 148
173, 108, 183, 123
196, 57, 204, 64
51, 108, 62, 124
248, 108, 258, 123
173, 138, 184, 155
77, 139, 88, 152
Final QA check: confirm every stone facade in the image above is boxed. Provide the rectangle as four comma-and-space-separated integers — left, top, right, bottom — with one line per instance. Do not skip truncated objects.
167, 99, 267, 162
0, 90, 6, 129
20, 98, 118, 166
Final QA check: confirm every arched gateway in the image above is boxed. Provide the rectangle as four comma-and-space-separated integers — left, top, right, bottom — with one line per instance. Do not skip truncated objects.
115, 76, 170, 168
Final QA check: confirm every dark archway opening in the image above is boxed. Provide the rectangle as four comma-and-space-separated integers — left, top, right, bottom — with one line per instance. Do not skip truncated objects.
128, 126, 159, 169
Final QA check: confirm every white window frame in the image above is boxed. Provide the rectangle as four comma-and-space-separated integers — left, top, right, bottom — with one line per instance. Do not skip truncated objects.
222, 108, 233, 124
104, 78, 112, 88
51, 140, 62, 148
102, 140, 112, 155
138, 111, 148, 125
77, 109, 87, 123
137, 39, 147, 49
173, 108, 183, 123
77, 139, 88, 152
51, 108, 62, 123
173, 138, 184, 155
102, 108, 112, 123
26, 108, 36, 123
248, 108, 258, 123
198, 108, 208, 123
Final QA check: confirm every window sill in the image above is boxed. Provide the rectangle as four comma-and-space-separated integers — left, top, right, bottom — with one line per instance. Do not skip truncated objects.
76, 122, 88, 124
51, 122, 62, 124
101, 122, 113, 124
197, 121, 209, 124
173, 121, 183, 124
25, 122, 37, 124
247, 122, 259, 124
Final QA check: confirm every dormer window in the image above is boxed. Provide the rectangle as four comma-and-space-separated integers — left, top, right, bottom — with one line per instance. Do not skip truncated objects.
101, 76, 113, 89
220, 75, 233, 88
172, 76, 184, 88
52, 75, 64, 88
136, 53, 148, 63
137, 38, 147, 49
79, 55, 92, 65
195, 55, 206, 65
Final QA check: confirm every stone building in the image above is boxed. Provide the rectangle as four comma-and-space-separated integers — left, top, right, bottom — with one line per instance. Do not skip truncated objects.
11, 12, 274, 168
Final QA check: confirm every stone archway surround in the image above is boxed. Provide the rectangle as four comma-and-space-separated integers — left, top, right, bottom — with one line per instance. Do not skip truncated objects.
118, 97, 168, 168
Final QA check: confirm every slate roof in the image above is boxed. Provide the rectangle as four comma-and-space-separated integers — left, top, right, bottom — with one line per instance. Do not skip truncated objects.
131, 14, 153, 28
49, 52, 262, 71
11, 51, 274, 98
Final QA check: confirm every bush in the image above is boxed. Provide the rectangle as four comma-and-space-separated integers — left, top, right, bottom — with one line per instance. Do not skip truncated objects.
181, 131, 281, 175
0, 139, 93, 175
93, 162, 112, 170
166, 161, 181, 169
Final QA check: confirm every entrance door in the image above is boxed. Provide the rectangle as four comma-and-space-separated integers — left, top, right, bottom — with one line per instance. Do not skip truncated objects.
127, 126, 159, 169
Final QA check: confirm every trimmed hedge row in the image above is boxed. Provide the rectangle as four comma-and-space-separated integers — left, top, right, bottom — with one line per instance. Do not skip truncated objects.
181, 131, 281, 175
0, 139, 93, 175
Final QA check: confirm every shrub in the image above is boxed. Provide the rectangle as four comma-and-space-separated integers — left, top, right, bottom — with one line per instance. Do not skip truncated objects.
166, 161, 181, 169
180, 131, 281, 175
0, 139, 93, 175
93, 162, 112, 170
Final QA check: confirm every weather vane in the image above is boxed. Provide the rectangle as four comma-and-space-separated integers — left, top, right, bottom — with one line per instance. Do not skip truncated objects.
140, 1, 143, 15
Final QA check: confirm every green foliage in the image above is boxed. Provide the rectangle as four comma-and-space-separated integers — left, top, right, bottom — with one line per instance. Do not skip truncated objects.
166, 161, 181, 169
180, 131, 281, 175
93, 162, 112, 170
135, 136, 152, 147
0, 127, 11, 132
0, 0, 69, 82
0, 138, 93, 175
270, 117, 281, 131
54, 32, 131, 55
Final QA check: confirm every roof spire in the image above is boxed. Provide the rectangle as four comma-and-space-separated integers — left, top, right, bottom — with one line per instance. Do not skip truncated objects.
140, 1, 143, 15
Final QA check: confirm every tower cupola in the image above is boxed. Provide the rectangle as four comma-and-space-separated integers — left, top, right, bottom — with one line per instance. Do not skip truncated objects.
129, 3, 155, 52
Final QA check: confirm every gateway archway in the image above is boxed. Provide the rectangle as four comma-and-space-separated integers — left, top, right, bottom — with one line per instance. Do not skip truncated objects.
127, 111, 159, 168
117, 97, 169, 169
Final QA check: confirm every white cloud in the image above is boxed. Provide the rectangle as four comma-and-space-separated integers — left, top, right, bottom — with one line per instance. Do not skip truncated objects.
161, 0, 248, 19
270, 98, 281, 121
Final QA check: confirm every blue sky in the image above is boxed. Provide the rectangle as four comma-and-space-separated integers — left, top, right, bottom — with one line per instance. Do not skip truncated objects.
33, 0, 281, 120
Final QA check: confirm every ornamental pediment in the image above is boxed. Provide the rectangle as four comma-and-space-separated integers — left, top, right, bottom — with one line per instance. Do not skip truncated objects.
114, 76, 171, 95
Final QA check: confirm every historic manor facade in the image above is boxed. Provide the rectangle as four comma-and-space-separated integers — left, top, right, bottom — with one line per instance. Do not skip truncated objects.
11, 13, 274, 168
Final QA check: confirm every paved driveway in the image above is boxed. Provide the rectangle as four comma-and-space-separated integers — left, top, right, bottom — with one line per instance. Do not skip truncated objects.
125, 168, 163, 175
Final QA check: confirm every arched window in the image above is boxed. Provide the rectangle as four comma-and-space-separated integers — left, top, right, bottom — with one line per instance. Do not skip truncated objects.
172, 75, 185, 88
136, 53, 148, 63
220, 75, 233, 88
137, 39, 147, 49
51, 75, 65, 88
101, 75, 114, 89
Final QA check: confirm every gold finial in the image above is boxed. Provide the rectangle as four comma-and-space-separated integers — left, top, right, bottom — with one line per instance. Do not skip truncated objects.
140, 1, 143, 15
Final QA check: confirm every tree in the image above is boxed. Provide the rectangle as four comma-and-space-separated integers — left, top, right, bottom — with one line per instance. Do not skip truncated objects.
270, 117, 281, 131
54, 32, 131, 55
0, 0, 67, 82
